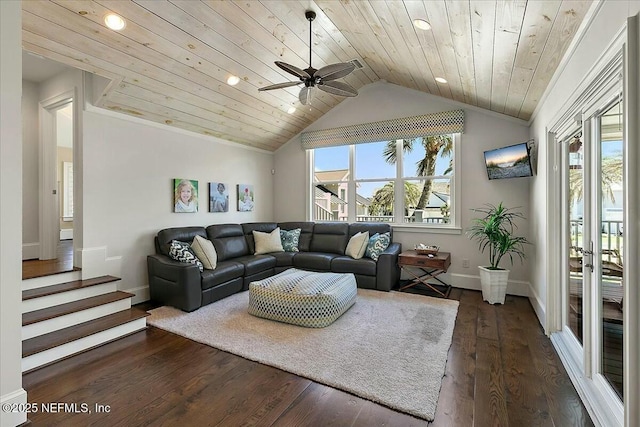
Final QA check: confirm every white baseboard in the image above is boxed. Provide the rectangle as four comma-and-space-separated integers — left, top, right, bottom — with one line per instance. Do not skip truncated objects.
22, 242, 39, 260
527, 283, 547, 331
1, 388, 28, 427
60, 228, 73, 240
126, 285, 150, 305
449, 272, 530, 297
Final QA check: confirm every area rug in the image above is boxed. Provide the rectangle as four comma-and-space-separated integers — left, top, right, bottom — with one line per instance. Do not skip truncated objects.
147, 289, 459, 421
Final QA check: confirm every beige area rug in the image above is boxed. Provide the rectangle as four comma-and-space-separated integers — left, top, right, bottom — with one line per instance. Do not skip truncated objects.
147, 289, 459, 421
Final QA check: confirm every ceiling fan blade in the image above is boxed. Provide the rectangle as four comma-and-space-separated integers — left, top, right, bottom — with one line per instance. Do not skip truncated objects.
275, 61, 310, 79
316, 63, 356, 81
258, 81, 302, 91
299, 86, 313, 105
317, 80, 358, 97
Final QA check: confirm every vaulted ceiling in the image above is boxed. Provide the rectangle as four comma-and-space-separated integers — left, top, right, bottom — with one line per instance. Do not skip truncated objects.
22, 1, 593, 151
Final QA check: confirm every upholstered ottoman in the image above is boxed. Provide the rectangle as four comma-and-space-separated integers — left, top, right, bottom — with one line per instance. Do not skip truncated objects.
248, 268, 357, 328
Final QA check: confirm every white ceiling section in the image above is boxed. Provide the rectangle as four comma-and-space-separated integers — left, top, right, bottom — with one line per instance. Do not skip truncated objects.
22, 0, 593, 151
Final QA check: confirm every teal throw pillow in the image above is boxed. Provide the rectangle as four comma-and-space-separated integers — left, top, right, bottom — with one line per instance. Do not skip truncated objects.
280, 228, 301, 252
365, 232, 391, 261
168, 240, 204, 272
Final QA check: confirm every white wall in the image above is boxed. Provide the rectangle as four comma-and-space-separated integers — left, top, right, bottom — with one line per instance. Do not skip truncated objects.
22, 80, 40, 258
81, 109, 274, 300
529, 1, 640, 324
1, 2, 28, 426
274, 81, 532, 294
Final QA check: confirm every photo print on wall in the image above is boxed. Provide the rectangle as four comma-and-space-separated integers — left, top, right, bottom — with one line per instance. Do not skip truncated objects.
237, 184, 254, 212
173, 178, 198, 213
209, 182, 229, 212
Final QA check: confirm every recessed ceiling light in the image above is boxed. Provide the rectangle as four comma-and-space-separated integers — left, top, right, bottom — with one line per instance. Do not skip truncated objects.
435, 77, 448, 84
287, 106, 297, 114
104, 13, 126, 31
413, 19, 431, 31
226, 75, 240, 86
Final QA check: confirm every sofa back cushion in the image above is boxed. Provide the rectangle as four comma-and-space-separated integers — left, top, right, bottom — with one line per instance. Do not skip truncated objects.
206, 224, 249, 261
278, 222, 314, 252
241, 222, 278, 254
156, 227, 207, 256
348, 222, 392, 240
310, 222, 349, 255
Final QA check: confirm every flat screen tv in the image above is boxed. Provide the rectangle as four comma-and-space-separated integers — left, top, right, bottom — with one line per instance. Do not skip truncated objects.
484, 142, 533, 180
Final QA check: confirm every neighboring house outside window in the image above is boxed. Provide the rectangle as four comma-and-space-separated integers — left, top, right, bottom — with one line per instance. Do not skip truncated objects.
310, 134, 460, 227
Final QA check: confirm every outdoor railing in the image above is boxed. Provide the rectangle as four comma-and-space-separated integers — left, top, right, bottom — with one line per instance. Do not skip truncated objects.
355, 215, 447, 224
570, 220, 624, 263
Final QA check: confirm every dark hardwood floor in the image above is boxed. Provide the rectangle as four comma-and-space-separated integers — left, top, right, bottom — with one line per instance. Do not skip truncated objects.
22, 239, 76, 280
22, 288, 593, 426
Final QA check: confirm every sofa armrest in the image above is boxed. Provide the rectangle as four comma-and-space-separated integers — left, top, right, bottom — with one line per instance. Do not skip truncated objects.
147, 254, 202, 312
375, 242, 402, 291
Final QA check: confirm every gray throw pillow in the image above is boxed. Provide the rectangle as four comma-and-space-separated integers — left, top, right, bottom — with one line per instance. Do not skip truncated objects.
280, 228, 301, 252
168, 240, 204, 272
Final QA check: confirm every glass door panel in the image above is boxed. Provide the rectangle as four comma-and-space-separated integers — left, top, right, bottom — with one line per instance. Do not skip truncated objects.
598, 100, 624, 399
567, 132, 585, 344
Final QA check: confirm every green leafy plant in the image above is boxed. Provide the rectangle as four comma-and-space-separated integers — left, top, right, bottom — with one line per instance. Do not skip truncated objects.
467, 203, 530, 269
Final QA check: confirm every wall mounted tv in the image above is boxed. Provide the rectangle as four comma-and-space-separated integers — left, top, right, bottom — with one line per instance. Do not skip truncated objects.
484, 142, 533, 180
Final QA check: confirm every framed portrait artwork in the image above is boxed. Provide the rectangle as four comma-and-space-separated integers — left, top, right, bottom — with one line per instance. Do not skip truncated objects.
173, 179, 198, 213
209, 182, 229, 212
237, 184, 254, 212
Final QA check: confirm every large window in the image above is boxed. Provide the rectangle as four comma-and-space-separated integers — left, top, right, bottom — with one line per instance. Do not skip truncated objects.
311, 135, 459, 226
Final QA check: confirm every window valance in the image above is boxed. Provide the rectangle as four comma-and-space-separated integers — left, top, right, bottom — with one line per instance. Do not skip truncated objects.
301, 109, 464, 149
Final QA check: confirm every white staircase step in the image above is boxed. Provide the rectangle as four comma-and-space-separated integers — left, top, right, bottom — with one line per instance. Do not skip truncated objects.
22, 275, 120, 314
22, 308, 149, 373
22, 292, 133, 340
22, 270, 82, 291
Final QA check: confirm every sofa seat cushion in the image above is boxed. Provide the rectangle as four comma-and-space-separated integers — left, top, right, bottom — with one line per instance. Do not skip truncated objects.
233, 254, 277, 276
293, 252, 339, 271
200, 260, 244, 290
271, 251, 296, 267
331, 256, 377, 276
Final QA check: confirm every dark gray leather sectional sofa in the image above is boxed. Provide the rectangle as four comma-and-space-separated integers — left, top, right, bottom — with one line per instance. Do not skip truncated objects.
147, 222, 401, 312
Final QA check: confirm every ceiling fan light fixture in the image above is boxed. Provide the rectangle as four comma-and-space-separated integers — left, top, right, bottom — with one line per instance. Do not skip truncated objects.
258, 10, 358, 102
226, 75, 240, 86
413, 19, 431, 31
287, 106, 297, 114
104, 13, 126, 31
435, 77, 448, 84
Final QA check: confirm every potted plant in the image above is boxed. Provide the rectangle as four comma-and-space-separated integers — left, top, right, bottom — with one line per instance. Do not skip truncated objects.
467, 203, 529, 304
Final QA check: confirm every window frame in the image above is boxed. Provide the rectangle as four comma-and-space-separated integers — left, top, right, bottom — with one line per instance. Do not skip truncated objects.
308, 134, 462, 233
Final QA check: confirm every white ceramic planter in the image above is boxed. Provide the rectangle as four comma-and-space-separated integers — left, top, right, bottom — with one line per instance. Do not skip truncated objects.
478, 266, 510, 304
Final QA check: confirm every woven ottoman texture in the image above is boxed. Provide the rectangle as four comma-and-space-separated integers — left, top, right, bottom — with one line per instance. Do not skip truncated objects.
248, 268, 357, 328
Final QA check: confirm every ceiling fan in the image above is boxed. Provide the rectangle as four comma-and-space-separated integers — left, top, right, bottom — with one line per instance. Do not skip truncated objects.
258, 11, 358, 105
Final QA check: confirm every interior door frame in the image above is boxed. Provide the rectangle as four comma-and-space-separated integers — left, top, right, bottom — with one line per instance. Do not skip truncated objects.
39, 89, 75, 260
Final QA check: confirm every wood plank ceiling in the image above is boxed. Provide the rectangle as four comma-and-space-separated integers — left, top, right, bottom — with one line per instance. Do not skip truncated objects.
22, 1, 593, 152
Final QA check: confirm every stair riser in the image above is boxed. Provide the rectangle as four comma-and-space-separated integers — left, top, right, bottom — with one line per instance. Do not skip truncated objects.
22, 318, 147, 373
22, 282, 118, 314
22, 270, 82, 291
22, 299, 132, 340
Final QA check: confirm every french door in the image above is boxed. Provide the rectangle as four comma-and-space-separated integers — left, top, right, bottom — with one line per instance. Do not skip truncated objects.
559, 94, 624, 418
